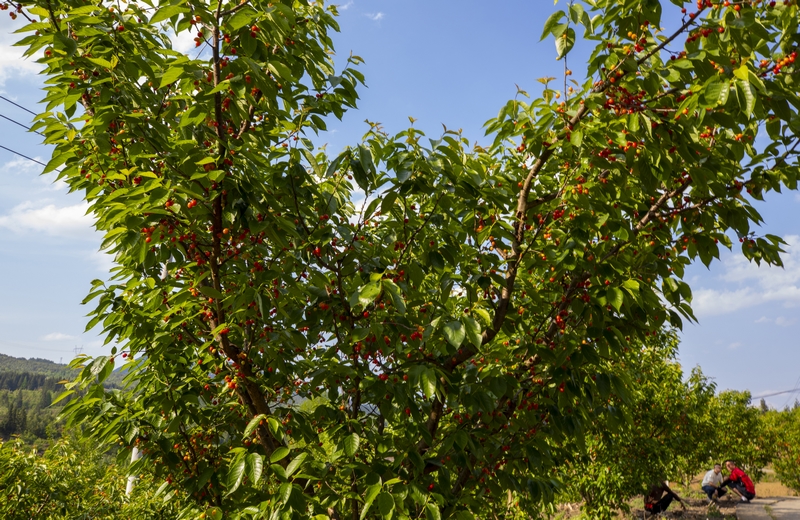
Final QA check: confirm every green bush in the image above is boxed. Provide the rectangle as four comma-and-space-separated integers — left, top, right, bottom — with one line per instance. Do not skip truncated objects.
0, 434, 181, 519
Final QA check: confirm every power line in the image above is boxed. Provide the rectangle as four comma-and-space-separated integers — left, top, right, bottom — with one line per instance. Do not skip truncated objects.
753, 387, 800, 399
782, 374, 800, 408
0, 94, 37, 116
0, 143, 48, 168
0, 112, 43, 136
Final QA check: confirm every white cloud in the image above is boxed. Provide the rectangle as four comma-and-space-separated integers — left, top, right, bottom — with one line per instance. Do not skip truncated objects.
756, 315, 797, 327
691, 235, 800, 317
692, 287, 755, 316
1, 157, 42, 176
338, 1, 354, 10
88, 248, 116, 273
775, 316, 796, 327
728, 342, 742, 350
37, 174, 69, 192
42, 332, 76, 341
365, 12, 385, 21
0, 15, 43, 87
170, 29, 197, 55
0, 200, 95, 238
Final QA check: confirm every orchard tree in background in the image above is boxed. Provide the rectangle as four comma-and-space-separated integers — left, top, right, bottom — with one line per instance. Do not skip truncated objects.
7, 0, 800, 517
711, 390, 777, 482
762, 405, 800, 494
554, 331, 718, 519
0, 436, 181, 519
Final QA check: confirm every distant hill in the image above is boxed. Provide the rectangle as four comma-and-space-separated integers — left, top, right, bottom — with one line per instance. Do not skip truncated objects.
0, 353, 129, 441
0, 353, 126, 390
0, 353, 73, 379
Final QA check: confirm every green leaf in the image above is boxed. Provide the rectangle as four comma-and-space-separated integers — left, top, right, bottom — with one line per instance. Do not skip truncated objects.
225, 453, 247, 494
267, 61, 294, 82
377, 492, 395, 518
53, 32, 78, 57
462, 316, 482, 348
382, 279, 406, 315
570, 128, 583, 147
540, 10, 566, 40
569, 3, 584, 24
555, 27, 576, 60
243, 414, 265, 438
361, 484, 381, 519
160, 65, 184, 89
270, 463, 287, 481
420, 368, 437, 399
87, 56, 113, 69
703, 78, 724, 106
358, 281, 382, 309
622, 279, 640, 292
443, 321, 466, 348
150, 4, 188, 24
344, 433, 360, 457
270, 446, 290, 463
278, 482, 292, 505
473, 308, 492, 327
737, 79, 756, 118
425, 503, 442, 520
608, 287, 624, 311
718, 80, 730, 105
228, 6, 258, 31
733, 63, 750, 81
285, 452, 307, 478
245, 453, 263, 484
429, 251, 445, 271
89, 356, 109, 378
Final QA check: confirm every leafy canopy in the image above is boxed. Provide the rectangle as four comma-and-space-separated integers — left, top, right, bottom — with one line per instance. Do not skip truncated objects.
7, 0, 800, 517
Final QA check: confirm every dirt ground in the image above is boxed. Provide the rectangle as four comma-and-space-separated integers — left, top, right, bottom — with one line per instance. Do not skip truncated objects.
626, 495, 738, 519
551, 471, 797, 519
622, 471, 797, 519
758, 481, 798, 498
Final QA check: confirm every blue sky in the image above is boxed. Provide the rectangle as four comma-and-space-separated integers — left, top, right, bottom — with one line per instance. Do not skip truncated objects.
0, 1, 798, 407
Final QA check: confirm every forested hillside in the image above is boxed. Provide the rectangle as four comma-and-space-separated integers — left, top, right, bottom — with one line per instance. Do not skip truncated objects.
0, 354, 74, 381
0, 353, 125, 442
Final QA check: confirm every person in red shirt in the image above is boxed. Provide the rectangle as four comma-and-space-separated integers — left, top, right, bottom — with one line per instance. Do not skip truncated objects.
721, 460, 756, 502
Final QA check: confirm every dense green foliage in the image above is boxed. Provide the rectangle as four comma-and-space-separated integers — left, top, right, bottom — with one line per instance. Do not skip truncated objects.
550, 334, 783, 519
762, 405, 800, 494
6, 0, 800, 517
713, 389, 777, 483
0, 435, 182, 519
554, 333, 717, 518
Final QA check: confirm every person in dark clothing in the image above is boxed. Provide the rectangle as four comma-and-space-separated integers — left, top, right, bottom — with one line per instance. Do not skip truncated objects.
721, 460, 756, 502
644, 481, 687, 515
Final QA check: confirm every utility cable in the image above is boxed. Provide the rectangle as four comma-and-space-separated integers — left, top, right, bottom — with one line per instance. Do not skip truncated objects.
753, 387, 800, 399
0, 94, 37, 116
781, 374, 800, 408
0, 143, 48, 168
0, 112, 44, 136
